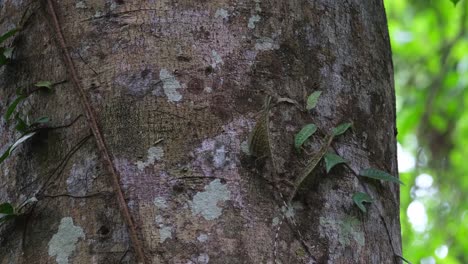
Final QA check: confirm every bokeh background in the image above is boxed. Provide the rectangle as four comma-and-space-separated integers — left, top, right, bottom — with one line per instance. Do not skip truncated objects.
385, 0, 468, 263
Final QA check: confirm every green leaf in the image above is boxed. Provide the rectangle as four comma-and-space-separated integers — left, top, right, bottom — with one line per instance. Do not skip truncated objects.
0, 203, 14, 215
359, 168, 404, 185
0, 147, 12, 164
31, 116, 49, 125
10, 132, 36, 152
332, 122, 352, 136
15, 87, 24, 96
0, 28, 18, 44
324, 153, 347, 173
14, 114, 28, 133
306, 91, 322, 110
5, 95, 26, 120
352, 192, 373, 213
0, 132, 36, 164
397, 255, 412, 264
0, 50, 7, 66
0, 202, 16, 223
450, 0, 459, 5
34, 81, 53, 90
294, 124, 317, 150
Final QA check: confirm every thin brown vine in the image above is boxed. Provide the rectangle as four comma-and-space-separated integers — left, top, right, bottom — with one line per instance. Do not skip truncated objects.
44, 0, 146, 262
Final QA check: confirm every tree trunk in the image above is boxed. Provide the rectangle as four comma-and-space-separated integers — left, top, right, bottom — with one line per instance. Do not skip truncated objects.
0, 0, 401, 263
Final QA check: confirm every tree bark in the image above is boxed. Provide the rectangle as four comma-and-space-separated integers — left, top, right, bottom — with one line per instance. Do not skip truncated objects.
0, 0, 401, 263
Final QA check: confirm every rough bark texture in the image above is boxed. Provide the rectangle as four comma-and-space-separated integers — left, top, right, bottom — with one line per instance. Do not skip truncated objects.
0, 0, 401, 263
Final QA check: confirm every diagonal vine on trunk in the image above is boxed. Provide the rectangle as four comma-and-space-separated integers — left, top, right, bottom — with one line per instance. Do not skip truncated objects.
44, 1, 146, 263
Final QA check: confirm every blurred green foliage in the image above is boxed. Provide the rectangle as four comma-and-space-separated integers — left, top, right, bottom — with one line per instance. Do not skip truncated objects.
385, 0, 468, 262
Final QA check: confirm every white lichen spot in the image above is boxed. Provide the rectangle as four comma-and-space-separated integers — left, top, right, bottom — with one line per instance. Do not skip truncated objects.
160, 68, 183, 102
319, 216, 365, 247
94, 11, 102, 18
190, 179, 231, 220
204, 87, 213, 93
155, 215, 164, 224
48, 217, 85, 264
75, 1, 86, 9
197, 253, 210, 264
248, 15, 261, 29
240, 140, 250, 155
110, 2, 117, 10
272, 217, 280, 226
211, 50, 224, 69
213, 145, 226, 168
255, 37, 279, 51
282, 205, 295, 218
197, 233, 209, 243
254, 0, 262, 12
136, 146, 164, 171
154, 196, 167, 209
159, 224, 173, 243
215, 8, 229, 19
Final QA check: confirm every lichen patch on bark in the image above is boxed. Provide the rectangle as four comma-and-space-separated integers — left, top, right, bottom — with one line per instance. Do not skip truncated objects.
48, 217, 85, 264
136, 146, 164, 171
197, 233, 209, 243
153, 196, 168, 209
215, 8, 229, 20
190, 179, 231, 220
193, 253, 210, 264
211, 50, 224, 69
248, 15, 261, 29
255, 37, 279, 51
158, 225, 173, 243
319, 215, 365, 254
160, 68, 183, 102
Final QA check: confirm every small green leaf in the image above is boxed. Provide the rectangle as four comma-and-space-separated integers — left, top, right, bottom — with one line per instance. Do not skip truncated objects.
306, 91, 322, 110
0, 28, 18, 44
0, 147, 12, 164
332, 122, 352, 136
3, 47, 13, 59
0, 132, 37, 164
352, 192, 373, 213
34, 81, 53, 90
14, 114, 28, 133
450, 0, 460, 5
397, 255, 412, 264
0, 50, 7, 66
294, 124, 317, 150
360, 168, 404, 185
0, 202, 16, 223
5, 95, 27, 120
0, 203, 14, 215
31, 116, 49, 125
324, 153, 347, 173
15, 87, 24, 96
10, 132, 36, 153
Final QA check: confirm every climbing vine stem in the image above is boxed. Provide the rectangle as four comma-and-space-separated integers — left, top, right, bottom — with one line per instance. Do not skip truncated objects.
45, 0, 146, 262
